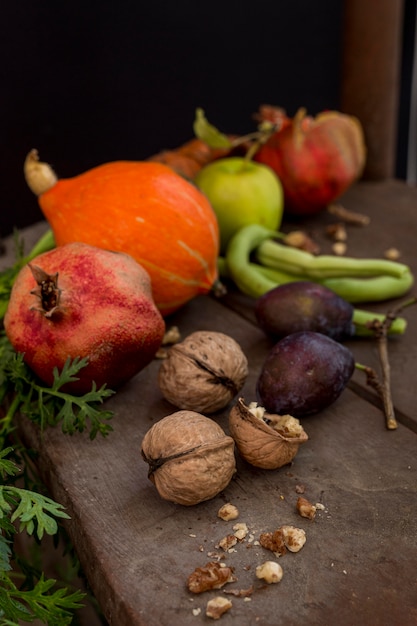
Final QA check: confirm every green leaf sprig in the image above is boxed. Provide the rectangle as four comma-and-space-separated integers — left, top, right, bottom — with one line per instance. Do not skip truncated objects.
0, 335, 115, 442
0, 449, 85, 625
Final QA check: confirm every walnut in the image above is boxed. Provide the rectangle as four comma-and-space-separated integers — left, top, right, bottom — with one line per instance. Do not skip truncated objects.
228, 398, 308, 469
158, 331, 248, 413
141, 411, 236, 506
187, 561, 236, 593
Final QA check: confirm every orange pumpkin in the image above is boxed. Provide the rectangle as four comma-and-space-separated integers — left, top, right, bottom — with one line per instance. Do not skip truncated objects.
24, 150, 220, 316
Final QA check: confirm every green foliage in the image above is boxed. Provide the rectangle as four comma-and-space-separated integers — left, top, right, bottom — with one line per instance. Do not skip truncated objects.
0, 450, 85, 624
0, 574, 85, 625
193, 108, 233, 149
0, 334, 115, 441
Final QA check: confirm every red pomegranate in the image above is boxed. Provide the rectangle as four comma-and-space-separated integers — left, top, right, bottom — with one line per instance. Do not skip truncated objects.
254, 107, 366, 216
4, 242, 166, 394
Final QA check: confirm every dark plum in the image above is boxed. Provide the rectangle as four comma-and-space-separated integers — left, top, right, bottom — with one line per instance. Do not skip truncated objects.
255, 281, 355, 341
256, 330, 355, 417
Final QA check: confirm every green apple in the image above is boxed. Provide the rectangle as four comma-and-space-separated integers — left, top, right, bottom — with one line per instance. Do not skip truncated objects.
195, 156, 284, 253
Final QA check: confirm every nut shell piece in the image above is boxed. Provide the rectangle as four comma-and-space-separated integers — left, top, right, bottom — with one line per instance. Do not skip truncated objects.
158, 331, 248, 413
141, 410, 236, 506
228, 398, 308, 469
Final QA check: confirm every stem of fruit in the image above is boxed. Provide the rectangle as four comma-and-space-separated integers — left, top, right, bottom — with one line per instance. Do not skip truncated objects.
355, 296, 417, 430
0, 229, 56, 321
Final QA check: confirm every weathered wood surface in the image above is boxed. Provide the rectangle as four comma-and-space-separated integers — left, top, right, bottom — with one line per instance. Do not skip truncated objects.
2, 180, 417, 626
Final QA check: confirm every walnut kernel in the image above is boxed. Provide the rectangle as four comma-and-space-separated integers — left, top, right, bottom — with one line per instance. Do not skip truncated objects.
217, 503, 239, 521
158, 331, 248, 413
255, 561, 283, 584
281, 525, 307, 552
296, 496, 317, 520
187, 561, 236, 593
141, 411, 236, 506
259, 529, 287, 557
206, 596, 233, 619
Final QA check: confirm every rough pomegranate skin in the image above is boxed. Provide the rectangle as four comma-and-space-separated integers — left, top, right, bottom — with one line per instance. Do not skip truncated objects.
4, 242, 166, 394
254, 108, 366, 216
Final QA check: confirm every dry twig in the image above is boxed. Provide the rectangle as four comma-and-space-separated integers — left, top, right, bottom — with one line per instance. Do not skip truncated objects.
356, 296, 417, 430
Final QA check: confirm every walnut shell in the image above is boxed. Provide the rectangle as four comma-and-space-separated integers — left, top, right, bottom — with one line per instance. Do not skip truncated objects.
158, 331, 248, 413
141, 410, 236, 505
228, 398, 308, 470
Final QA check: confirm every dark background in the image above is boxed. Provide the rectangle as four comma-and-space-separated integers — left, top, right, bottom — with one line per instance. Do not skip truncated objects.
1, 0, 415, 237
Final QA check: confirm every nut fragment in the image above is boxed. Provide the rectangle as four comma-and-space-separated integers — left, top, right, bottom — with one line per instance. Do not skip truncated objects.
218, 535, 238, 552
233, 522, 248, 541
141, 411, 236, 505
217, 503, 239, 521
158, 331, 248, 413
259, 529, 287, 557
260, 525, 307, 555
284, 230, 320, 254
206, 596, 233, 619
187, 562, 236, 594
332, 241, 347, 256
326, 222, 348, 242
296, 496, 316, 520
281, 525, 307, 552
229, 398, 308, 469
384, 247, 401, 261
255, 561, 284, 584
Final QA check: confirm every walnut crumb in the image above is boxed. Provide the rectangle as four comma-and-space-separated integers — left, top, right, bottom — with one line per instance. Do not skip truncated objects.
217, 503, 239, 521
233, 522, 248, 541
218, 535, 238, 552
326, 222, 348, 242
284, 230, 320, 254
187, 562, 236, 594
259, 529, 287, 557
256, 561, 284, 584
332, 241, 347, 256
281, 525, 307, 552
224, 585, 254, 598
296, 496, 317, 520
206, 596, 232, 620
384, 247, 401, 261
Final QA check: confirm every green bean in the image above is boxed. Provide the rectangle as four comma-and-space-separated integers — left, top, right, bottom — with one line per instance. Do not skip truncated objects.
223, 224, 410, 336
255, 262, 414, 305
224, 225, 278, 298
256, 237, 410, 280
321, 272, 414, 303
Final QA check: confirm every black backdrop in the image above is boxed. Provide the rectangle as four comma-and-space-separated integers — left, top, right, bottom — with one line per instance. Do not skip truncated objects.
1, 0, 347, 236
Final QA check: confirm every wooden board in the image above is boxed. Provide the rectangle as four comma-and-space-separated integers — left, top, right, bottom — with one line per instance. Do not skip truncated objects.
1, 180, 417, 626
